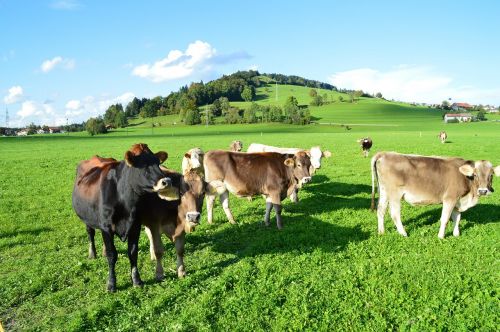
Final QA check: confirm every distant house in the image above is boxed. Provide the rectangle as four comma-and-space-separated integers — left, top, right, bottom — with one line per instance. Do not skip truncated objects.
444, 113, 472, 123
17, 129, 29, 136
49, 127, 61, 134
451, 102, 473, 111
484, 105, 498, 113
37, 129, 47, 134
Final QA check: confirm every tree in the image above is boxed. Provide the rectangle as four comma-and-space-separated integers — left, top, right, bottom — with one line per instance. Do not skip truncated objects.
241, 85, 254, 102
269, 105, 282, 122
476, 110, 486, 121
184, 108, 201, 125
27, 122, 38, 135
210, 98, 222, 117
375, 92, 383, 98
244, 102, 259, 123
283, 96, 300, 124
201, 108, 214, 125
309, 89, 318, 98
354, 90, 363, 101
104, 104, 128, 128
441, 100, 450, 110
86, 117, 107, 136
219, 97, 230, 115
310, 94, 323, 106
224, 107, 242, 124
338, 95, 344, 103
125, 97, 143, 117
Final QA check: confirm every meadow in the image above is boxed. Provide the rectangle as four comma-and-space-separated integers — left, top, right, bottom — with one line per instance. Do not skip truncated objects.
1, 96, 499, 331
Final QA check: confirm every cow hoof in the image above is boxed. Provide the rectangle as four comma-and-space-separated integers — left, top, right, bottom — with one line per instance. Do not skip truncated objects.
263, 221, 270, 227
133, 280, 144, 287
156, 274, 164, 282
229, 220, 236, 225
88, 252, 96, 259
438, 234, 445, 240
107, 283, 116, 293
177, 270, 186, 278
378, 230, 385, 235
453, 230, 460, 237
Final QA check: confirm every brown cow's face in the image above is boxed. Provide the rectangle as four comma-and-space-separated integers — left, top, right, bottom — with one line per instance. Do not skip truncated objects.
124, 143, 171, 194
285, 151, 312, 187
459, 161, 500, 196
179, 171, 206, 233
230, 140, 243, 152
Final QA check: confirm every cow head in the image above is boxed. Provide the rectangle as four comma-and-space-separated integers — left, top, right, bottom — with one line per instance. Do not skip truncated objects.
459, 161, 500, 196
308, 146, 331, 173
285, 151, 312, 187
230, 140, 243, 152
124, 143, 171, 195
179, 170, 206, 233
184, 147, 204, 169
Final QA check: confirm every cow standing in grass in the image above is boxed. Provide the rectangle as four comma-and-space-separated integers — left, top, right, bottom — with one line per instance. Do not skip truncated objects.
204, 150, 312, 229
438, 131, 447, 144
357, 137, 373, 157
229, 140, 243, 152
371, 151, 500, 238
72, 144, 171, 291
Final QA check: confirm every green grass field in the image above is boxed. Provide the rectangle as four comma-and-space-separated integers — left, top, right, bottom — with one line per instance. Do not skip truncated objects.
1, 93, 499, 331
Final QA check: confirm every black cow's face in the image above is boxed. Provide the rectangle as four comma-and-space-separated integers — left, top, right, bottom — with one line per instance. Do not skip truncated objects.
459, 161, 500, 196
179, 171, 206, 233
284, 151, 312, 188
124, 144, 171, 194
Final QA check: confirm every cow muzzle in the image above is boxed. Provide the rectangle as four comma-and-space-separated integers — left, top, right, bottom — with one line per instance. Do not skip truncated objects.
300, 176, 312, 185
478, 188, 490, 196
185, 212, 200, 233
153, 177, 172, 192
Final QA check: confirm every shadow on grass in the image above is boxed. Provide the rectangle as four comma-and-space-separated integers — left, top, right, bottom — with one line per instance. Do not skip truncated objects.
0, 226, 53, 239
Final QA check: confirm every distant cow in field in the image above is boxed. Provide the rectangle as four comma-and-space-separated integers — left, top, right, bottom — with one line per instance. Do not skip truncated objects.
72, 144, 172, 291
247, 143, 331, 173
438, 131, 447, 143
141, 169, 205, 280
357, 137, 373, 157
204, 150, 312, 229
181, 147, 204, 176
371, 152, 500, 238
229, 140, 243, 152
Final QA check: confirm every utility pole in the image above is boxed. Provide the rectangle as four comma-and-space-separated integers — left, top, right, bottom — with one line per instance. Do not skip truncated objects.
206, 104, 208, 127
5, 108, 9, 128
275, 81, 278, 102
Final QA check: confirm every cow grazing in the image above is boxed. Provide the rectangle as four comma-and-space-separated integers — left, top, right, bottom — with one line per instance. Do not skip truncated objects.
371, 152, 500, 239
181, 147, 204, 176
357, 137, 373, 157
438, 131, 447, 144
247, 143, 331, 172
229, 140, 243, 152
204, 150, 312, 229
141, 169, 205, 280
72, 144, 172, 291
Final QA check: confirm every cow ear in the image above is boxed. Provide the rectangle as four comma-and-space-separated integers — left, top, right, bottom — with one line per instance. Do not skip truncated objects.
323, 150, 332, 158
459, 164, 474, 177
155, 151, 168, 164
125, 151, 135, 167
284, 158, 295, 167
494, 166, 500, 177
184, 153, 191, 159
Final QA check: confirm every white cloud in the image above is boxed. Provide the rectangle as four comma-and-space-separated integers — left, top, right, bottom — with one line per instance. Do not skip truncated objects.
17, 101, 38, 118
41, 56, 75, 73
50, 0, 82, 10
65, 99, 82, 110
248, 65, 259, 71
132, 40, 251, 83
328, 65, 500, 105
4, 85, 24, 104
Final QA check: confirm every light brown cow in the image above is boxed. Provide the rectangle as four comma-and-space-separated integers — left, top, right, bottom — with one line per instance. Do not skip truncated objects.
204, 150, 312, 229
438, 131, 447, 144
229, 140, 243, 152
371, 152, 500, 238
141, 169, 205, 279
181, 147, 204, 176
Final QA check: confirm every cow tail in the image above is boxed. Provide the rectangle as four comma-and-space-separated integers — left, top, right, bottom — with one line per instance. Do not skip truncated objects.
370, 153, 380, 211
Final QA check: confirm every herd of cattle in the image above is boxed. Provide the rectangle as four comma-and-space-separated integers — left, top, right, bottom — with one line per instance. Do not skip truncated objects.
72, 132, 499, 291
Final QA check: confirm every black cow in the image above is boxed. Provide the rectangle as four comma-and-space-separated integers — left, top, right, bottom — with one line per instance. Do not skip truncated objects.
72, 143, 171, 292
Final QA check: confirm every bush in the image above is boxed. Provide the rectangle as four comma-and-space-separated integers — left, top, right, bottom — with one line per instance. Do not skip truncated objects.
86, 117, 107, 136
184, 109, 201, 125
224, 107, 242, 124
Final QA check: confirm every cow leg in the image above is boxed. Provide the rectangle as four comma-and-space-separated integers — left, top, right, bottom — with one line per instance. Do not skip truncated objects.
175, 234, 186, 278
101, 230, 117, 292
389, 198, 407, 237
86, 225, 97, 259
264, 201, 273, 226
377, 189, 389, 234
220, 191, 236, 224
438, 201, 454, 239
273, 204, 283, 230
290, 188, 299, 203
147, 226, 165, 281
127, 222, 143, 287
206, 194, 216, 224
143, 226, 156, 260
452, 209, 461, 237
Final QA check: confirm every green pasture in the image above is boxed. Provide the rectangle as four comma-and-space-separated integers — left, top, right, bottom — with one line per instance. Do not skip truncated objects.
1, 108, 499, 330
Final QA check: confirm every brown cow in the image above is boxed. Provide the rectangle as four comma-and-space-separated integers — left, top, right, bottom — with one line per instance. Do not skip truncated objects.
229, 140, 243, 152
438, 131, 447, 144
141, 169, 205, 280
204, 151, 312, 229
181, 147, 204, 176
371, 152, 500, 238
357, 137, 373, 157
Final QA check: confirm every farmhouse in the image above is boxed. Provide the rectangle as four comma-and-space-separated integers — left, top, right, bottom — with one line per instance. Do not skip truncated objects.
451, 102, 473, 111
485, 105, 499, 113
16, 129, 29, 136
49, 127, 61, 134
444, 113, 472, 123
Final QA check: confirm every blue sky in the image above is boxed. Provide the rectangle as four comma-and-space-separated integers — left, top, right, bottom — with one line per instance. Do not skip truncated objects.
1, 0, 499, 126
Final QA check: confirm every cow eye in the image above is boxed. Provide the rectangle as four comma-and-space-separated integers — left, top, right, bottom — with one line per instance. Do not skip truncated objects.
297, 164, 302, 167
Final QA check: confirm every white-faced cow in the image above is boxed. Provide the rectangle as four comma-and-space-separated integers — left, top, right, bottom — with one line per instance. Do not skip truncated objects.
247, 143, 331, 173
141, 169, 205, 280
438, 131, 447, 144
229, 140, 243, 152
204, 150, 312, 229
72, 144, 171, 291
357, 137, 373, 157
371, 152, 500, 239
181, 147, 204, 176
